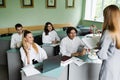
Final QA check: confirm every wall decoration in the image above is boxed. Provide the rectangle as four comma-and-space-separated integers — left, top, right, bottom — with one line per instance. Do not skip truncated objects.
21, 0, 34, 8
66, 0, 75, 8
46, 0, 56, 8
0, 0, 6, 8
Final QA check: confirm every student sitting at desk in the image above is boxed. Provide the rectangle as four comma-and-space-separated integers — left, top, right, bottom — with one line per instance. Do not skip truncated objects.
20, 30, 47, 66
10, 23, 24, 48
42, 22, 60, 44
60, 27, 86, 57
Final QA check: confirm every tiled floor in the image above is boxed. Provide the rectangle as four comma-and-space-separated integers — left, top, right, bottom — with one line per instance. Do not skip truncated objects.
0, 65, 8, 80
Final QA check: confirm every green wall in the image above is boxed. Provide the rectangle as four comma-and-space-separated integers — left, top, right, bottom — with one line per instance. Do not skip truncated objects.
80, 0, 103, 29
0, 0, 82, 28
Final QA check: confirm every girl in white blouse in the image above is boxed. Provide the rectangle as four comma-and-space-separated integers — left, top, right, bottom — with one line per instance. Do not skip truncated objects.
42, 22, 60, 44
20, 30, 47, 66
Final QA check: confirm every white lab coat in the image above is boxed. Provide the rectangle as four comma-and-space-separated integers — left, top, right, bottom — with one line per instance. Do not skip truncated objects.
60, 36, 84, 56
42, 30, 60, 44
97, 30, 120, 80
10, 33, 23, 48
20, 43, 47, 66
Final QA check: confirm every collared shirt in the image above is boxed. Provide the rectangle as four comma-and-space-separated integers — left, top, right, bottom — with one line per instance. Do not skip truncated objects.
42, 30, 60, 44
10, 33, 23, 48
60, 36, 84, 56
20, 43, 47, 66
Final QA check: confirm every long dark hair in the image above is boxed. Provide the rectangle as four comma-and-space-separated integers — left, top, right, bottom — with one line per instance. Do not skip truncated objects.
44, 22, 54, 35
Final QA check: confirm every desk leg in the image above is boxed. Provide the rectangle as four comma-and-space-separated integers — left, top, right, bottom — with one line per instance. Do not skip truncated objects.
67, 64, 70, 80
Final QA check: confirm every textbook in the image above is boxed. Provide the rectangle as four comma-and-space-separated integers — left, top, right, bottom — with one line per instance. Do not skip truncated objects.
61, 56, 73, 66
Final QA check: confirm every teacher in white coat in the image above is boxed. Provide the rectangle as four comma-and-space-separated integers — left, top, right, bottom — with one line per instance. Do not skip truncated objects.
97, 5, 120, 80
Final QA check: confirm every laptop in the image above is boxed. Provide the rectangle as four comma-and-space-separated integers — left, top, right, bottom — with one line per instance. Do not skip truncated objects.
35, 55, 61, 73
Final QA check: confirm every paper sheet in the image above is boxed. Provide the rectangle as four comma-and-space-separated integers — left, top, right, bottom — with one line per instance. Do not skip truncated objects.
72, 57, 86, 66
61, 57, 86, 67
22, 65, 41, 77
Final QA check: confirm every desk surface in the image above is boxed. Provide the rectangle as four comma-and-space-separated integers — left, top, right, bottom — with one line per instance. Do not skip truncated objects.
7, 40, 102, 79
33, 62, 65, 78
77, 54, 102, 64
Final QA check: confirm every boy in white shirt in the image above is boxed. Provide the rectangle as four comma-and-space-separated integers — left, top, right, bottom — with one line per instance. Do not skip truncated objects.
60, 27, 86, 57
10, 23, 23, 48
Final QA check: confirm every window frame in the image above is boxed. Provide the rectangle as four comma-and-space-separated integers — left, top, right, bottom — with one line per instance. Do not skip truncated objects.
84, 0, 119, 22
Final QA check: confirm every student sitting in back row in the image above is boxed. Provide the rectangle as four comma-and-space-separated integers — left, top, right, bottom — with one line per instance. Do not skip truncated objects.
10, 23, 24, 48
60, 27, 86, 57
42, 22, 60, 44
20, 30, 47, 66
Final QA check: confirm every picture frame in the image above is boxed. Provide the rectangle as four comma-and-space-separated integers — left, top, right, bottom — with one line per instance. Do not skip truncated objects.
21, 0, 34, 8
46, 0, 56, 8
0, 0, 6, 8
66, 0, 75, 8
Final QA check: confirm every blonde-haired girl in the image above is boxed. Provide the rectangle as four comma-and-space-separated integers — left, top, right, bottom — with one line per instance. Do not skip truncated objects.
20, 30, 47, 66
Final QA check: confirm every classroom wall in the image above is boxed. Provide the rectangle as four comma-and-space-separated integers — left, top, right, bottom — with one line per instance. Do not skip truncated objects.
0, 0, 82, 28
80, 0, 103, 29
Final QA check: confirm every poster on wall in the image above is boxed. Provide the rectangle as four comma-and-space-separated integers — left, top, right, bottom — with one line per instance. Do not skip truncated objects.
66, 0, 75, 8
21, 0, 34, 8
0, 0, 6, 8
46, 0, 56, 8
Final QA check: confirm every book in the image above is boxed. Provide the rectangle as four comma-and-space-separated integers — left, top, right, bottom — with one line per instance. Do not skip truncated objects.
61, 56, 73, 66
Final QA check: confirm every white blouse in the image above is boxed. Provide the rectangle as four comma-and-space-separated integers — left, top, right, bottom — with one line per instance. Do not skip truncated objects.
42, 30, 60, 44
60, 36, 85, 56
10, 33, 23, 48
20, 43, 47, 66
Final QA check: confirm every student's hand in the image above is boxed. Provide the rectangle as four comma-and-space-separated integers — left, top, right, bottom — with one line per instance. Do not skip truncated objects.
52, 40, 59, 44
71, 49, 86, 57
81, 48, 87, 55
16, 42, 22, 48
94, 42, 99, 49
52, 41, 57, 44
71, 52, 80, 57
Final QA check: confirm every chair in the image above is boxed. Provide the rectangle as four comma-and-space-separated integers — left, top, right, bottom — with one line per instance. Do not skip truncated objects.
7, 49, 22, 80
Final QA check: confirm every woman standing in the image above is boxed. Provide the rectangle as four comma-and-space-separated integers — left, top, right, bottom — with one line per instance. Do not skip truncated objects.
42, 22, 60, 44
20, 30, 47, 66
97, 5, 120, 80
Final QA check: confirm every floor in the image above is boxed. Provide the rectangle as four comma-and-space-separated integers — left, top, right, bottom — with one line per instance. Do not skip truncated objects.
0, 65, 8, 80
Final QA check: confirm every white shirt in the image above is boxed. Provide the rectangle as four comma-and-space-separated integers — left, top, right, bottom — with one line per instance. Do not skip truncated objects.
60, 36, 84, 56
42, 30, 60, 44
20, 43, 47, 66
10, 33, 23, 48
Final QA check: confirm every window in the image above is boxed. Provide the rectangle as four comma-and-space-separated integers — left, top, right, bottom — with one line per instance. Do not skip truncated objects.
84, 0, 120, 22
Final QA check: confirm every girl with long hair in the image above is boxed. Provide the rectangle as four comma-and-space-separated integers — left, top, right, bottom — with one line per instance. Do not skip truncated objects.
97, 5, 120, 80
20, 30, 47, 66
42, 22, 60, 44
